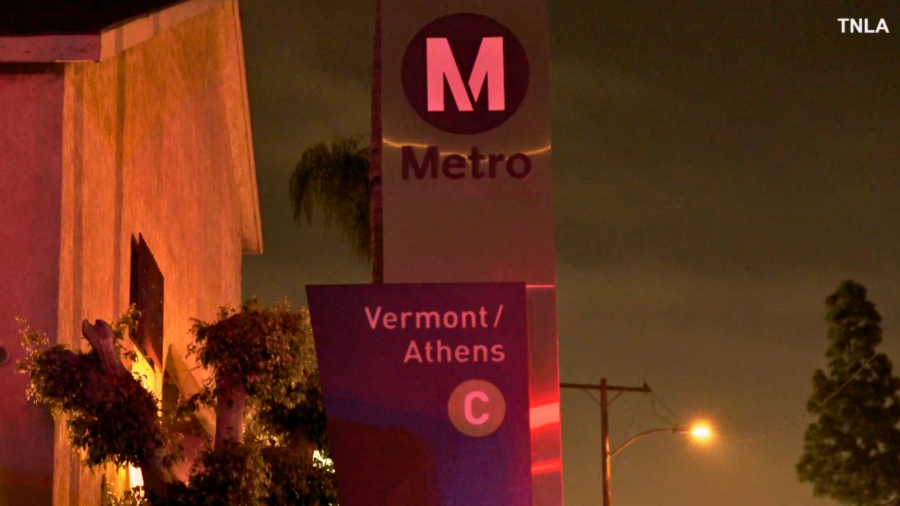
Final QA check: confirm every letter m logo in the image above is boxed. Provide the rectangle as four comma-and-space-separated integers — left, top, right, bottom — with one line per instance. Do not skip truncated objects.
426, 37, 505, 112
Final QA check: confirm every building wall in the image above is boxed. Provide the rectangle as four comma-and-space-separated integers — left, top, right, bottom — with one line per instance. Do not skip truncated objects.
0, 64, 65, 506
55, 3, 249, 505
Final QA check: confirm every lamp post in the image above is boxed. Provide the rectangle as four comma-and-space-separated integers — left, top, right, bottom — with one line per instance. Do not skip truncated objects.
611, 425, 711, 457
560, 378, 712, 506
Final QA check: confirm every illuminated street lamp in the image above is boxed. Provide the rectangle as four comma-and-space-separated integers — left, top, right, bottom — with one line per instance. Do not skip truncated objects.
560, 379, 714, 506
610, 422, 713, 458
690, 423, 712, 439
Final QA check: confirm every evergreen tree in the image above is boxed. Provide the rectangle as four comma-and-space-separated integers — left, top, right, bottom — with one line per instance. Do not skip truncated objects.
797, 281, 900, 505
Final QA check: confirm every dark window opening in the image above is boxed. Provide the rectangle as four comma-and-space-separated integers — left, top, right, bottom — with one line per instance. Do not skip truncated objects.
129, 234, 164, 369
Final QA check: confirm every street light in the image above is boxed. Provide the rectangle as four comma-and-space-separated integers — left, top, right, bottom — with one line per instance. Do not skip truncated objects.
560, 379, 714, 506
610, 422, 713, 458
690, 423, 712, 439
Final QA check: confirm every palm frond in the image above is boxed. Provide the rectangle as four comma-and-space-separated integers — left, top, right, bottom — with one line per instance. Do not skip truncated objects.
289, 135, 371, 260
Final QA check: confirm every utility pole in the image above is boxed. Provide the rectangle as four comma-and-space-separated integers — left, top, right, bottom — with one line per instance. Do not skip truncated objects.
600, 378, 611, 506
561, 379, 651, 506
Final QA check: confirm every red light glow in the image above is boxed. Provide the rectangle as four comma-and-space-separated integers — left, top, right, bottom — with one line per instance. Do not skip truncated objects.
531, 458, 562, 474
530, 402, 561, 430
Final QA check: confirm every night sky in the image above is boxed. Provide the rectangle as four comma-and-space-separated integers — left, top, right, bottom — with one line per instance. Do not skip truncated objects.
240, 1, 900, 505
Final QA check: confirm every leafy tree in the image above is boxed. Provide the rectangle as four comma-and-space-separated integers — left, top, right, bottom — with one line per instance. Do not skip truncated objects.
797, 281, 900, 506
16, 300, 335, 506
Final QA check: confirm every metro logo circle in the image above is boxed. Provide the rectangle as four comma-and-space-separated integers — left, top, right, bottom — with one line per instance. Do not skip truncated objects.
402, 13, 530, 135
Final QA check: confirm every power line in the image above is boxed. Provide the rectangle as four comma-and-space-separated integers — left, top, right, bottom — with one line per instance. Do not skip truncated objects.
623, 392, 645, 435
721, 353, 880, 445
650, 391, 681, 427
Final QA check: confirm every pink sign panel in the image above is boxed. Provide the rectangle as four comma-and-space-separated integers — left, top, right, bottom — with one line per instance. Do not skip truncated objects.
307, 283, 533, 506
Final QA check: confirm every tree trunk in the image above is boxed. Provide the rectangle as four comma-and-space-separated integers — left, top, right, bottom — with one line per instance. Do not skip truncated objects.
81, 320, 177, 497
288, 425, 316, 469
215, 379, 248, 446
369, 0, 384, 284
81, 319, 130, 378
137, 453, 178, 497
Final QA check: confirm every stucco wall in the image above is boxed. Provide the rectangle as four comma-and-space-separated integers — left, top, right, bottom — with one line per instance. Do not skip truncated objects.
54, 3, 247, 505
0, 64, 64, 506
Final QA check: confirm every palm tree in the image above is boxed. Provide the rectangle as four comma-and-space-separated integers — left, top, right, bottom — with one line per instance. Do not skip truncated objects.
290, 0, 384, 283
289, 134, 371, 262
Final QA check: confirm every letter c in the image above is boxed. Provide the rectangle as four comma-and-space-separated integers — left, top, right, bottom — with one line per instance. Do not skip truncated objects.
465, 391, 490, 425
448, 380, 506, 436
